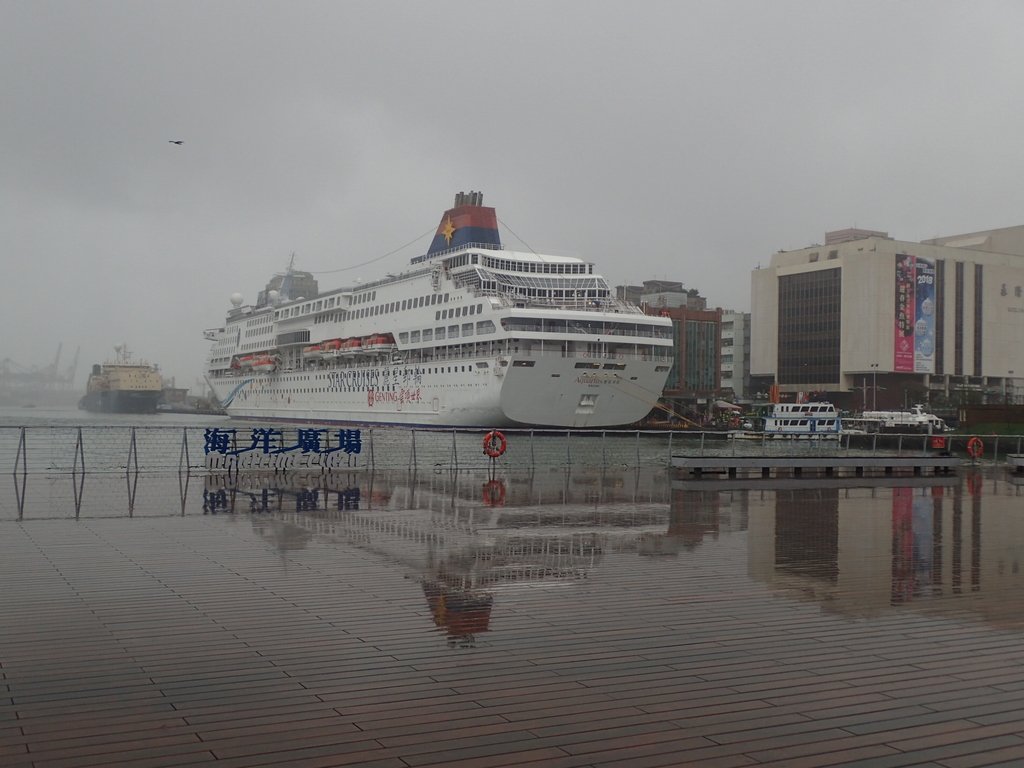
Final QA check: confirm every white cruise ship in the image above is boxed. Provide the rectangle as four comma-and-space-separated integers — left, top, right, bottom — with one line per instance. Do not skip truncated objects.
203, 192, 674, 428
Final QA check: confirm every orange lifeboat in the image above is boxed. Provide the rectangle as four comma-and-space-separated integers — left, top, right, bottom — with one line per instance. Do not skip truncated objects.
237, 354, 254, 370
302, 343, 323, 357
340, 338, 363, 354
251, 354, 279, 373
364, 333, 396, 352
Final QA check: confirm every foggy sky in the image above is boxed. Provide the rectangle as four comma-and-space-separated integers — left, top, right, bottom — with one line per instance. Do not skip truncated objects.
5, 1, 1024, 388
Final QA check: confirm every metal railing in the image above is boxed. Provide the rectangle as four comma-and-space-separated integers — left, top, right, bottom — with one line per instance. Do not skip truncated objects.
3, 425, 1021, 477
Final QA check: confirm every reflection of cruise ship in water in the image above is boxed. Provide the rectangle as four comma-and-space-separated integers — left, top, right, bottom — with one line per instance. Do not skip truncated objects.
675, 472, 1024, 628
203, 467, 676, 643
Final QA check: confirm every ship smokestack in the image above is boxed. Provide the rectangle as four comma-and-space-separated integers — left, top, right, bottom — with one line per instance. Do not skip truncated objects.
453, 191, 484, 207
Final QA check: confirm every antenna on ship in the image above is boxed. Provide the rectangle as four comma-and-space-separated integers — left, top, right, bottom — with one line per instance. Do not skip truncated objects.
278, 252, 297, 301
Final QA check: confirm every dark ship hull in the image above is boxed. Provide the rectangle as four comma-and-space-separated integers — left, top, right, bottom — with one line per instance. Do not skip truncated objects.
78, 390, 160, 414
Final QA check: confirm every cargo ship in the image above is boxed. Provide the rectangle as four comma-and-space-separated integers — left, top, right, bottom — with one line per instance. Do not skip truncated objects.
78, 345, 163, 414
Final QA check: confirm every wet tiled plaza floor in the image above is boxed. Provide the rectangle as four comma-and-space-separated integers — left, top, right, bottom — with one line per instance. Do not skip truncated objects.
3, 467, 1024, 767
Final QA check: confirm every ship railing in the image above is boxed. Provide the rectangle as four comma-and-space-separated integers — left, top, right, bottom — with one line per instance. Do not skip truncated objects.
476, 290, 645, 315
410, 242, 504, 264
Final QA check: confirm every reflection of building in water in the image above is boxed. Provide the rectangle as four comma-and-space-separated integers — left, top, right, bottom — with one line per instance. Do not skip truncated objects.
743, 476, 1024, 627
668, 487, 751, 551
202, 466, 673, 643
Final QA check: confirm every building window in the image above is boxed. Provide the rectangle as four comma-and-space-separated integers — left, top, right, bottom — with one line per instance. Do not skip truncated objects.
954, 262, 964, 376
974, 263, 983, 377
777, 268, 841, 386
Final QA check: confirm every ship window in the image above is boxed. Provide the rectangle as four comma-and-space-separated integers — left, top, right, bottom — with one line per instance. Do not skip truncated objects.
575, 362, 600, 369
476, 320, 495, 334
512, 360, 535, 367
399, 332, 408, 343
435, 311, 440, 321
444, 293, 449, 302
447, 325, 459, 338
435, 327, 445, 339
462, 323, 473, 336
422, 329, 433, 341
476, 361, 488, 368
603, 363, 626, 370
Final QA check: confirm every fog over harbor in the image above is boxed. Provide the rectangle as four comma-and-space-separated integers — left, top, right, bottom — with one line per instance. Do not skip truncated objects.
5, 1, 1024, 388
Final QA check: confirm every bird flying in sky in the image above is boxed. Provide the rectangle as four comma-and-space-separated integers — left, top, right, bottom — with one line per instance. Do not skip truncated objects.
168, 140, 184, 145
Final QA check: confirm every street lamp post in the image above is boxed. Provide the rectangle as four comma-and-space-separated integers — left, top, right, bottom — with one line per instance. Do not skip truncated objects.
870, 363, 879, 410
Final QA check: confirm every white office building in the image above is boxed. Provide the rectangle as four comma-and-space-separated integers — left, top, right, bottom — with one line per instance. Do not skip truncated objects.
751, 225, 1024, 409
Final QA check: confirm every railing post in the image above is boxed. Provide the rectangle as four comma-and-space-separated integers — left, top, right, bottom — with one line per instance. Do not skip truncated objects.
14, 427, 27, 521
127, 427, 139, 475
178, 427, 191, 473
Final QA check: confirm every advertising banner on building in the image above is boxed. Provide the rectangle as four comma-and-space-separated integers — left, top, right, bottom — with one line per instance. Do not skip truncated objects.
894, 255, 915, 372
914, 258, 935, 374
894, 255, 936, 374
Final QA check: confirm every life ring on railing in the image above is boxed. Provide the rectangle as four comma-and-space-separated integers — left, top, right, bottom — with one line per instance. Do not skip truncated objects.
967, 436, 984, 459
482, 479, 506, 507
483, 430, 507, 458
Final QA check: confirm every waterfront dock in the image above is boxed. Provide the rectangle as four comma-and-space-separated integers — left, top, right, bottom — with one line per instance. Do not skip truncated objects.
5, 468, 1024, 768
672, 453, 960, 478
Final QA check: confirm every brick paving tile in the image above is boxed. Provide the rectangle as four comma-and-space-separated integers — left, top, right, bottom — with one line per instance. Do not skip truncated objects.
827, 736, 1024, 768
936, 746, 1024, 768
749, 745, 905, 768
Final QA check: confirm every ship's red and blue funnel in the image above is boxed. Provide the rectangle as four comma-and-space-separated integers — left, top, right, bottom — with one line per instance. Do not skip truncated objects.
426, 191, 501, 256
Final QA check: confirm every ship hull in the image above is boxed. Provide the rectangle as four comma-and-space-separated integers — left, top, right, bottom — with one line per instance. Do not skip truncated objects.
78, 390, 161, 414
207, 355, 662, 428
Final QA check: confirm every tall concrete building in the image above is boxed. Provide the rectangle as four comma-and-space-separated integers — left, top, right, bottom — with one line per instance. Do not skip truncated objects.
751, 225, 1024, 409
617, 280, 722, 418
720, 311, 751, 402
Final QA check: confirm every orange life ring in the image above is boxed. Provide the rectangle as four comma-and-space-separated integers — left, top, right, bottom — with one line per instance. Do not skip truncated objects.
966, 437, 984, 459
482, 479, 506, 506
482, 430, 507, 458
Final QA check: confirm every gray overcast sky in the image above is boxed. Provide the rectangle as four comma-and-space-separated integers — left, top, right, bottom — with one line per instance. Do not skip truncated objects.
4, 1, 1024, 388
